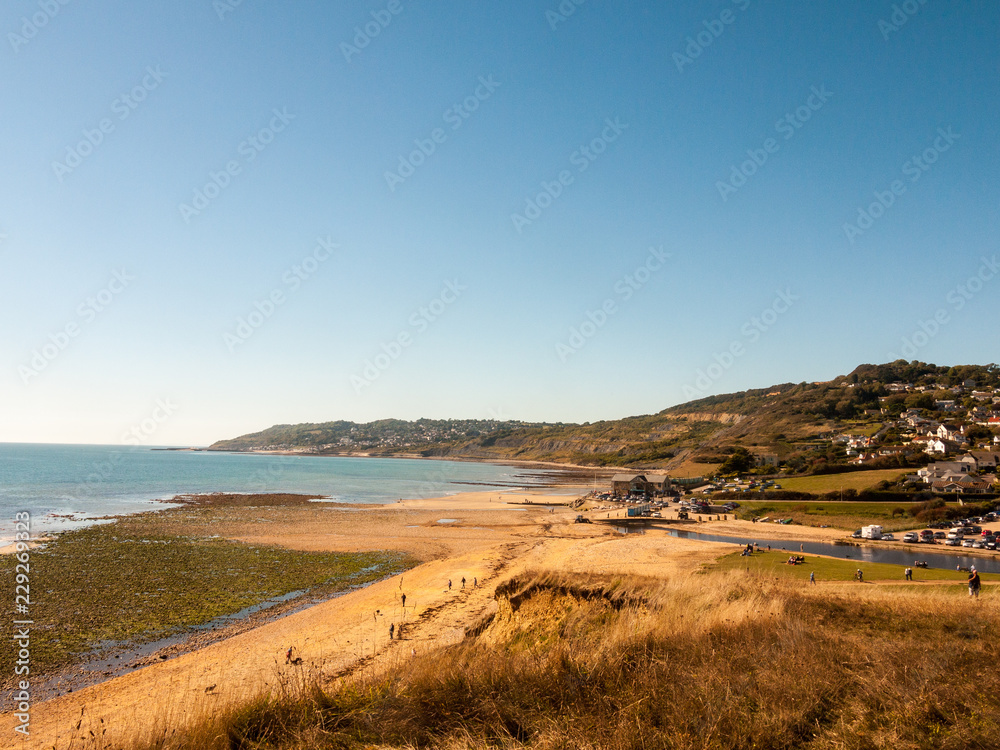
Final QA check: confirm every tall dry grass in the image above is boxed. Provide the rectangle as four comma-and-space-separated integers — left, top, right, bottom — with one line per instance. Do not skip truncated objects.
114, 571, 1000, 750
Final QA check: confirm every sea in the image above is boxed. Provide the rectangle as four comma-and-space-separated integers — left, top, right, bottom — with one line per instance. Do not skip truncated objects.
0, 443, 557, 544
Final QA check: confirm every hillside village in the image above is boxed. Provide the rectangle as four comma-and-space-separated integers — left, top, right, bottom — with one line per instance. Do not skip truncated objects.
832, 377, 1000, 494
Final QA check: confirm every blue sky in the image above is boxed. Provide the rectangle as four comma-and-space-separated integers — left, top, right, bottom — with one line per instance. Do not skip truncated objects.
1, 0, 998, 446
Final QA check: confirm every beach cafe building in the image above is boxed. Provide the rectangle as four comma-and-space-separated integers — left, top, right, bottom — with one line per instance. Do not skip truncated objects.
612, 474, 669, 497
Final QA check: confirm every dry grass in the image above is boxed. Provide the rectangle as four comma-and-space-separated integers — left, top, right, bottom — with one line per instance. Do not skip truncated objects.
776, 469, 907, 493
116, 570, 1000, 750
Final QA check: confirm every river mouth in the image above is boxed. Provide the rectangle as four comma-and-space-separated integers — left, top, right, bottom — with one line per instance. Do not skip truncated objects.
665, 529, 1000, 574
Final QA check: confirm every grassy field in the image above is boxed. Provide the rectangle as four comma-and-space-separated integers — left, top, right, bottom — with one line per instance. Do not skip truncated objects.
737, 499, 941, 531
776, 468, 907, 492
0, 521, 413, 682
709, 549, 996, 584
129, 569, 1000, 749
666, 456, 719, 478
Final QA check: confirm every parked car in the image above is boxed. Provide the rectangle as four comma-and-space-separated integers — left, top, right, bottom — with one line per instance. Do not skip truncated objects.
962, 539, 976, 548
933, 531, 946, 540
903, 532, 920, 543
851, 529, 863, 539
945, 538, 962, 546
881, 533, 896, 541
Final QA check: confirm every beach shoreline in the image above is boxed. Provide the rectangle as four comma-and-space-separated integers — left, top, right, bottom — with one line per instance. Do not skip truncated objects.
5, 485, 922, 750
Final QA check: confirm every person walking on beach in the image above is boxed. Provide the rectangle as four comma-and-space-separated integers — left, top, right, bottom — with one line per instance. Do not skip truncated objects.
969, 568, 981, 598
400, 593, 406, 608
448, 579, 452, 590
285, 646, 293, 664
461, 577, 466, 589
473, 577, 477, 588
389, 623, 395, 640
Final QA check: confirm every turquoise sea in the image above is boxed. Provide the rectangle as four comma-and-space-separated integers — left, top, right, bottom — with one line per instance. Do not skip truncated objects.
0, 443, 555, 543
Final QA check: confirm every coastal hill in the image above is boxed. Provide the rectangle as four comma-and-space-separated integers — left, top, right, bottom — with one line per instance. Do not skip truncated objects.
208, 361, 998, 471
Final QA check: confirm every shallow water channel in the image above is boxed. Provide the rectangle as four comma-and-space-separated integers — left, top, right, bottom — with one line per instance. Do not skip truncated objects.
661, 528, 1000, 574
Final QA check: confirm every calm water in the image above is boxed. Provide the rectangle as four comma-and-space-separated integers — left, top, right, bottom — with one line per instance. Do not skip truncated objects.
0, 443, 553, 543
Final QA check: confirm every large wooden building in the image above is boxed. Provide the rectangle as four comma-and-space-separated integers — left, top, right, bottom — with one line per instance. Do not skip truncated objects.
611, 473, 670, 497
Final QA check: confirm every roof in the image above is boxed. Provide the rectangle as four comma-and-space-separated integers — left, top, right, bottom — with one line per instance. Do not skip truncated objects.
611, 474, 645, 482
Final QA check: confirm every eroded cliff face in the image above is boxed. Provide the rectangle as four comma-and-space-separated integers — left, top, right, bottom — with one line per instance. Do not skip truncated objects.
668, 411, 745, 425
473, 577, 643, 650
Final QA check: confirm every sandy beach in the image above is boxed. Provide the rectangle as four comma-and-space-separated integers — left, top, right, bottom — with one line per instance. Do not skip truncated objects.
0, 489, 847, 749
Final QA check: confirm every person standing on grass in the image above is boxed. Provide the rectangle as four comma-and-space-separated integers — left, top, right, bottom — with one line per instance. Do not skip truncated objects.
969, 568, 981, 598
904, 567, 912, 581
856, 568, 863, 583
810, 571, 816, 585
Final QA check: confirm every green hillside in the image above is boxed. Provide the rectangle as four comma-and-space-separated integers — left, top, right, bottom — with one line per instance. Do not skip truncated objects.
208, 361, 999, 470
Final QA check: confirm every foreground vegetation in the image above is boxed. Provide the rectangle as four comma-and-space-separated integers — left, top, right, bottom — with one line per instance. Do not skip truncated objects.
128, 569, 1000, 749
0, 519, 411, 681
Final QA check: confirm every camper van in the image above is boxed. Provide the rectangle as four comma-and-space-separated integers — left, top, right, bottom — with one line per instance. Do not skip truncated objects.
861, 525, 883, 540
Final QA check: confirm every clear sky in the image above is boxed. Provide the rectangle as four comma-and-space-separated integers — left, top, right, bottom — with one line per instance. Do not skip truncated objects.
1, 1, 998, 446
